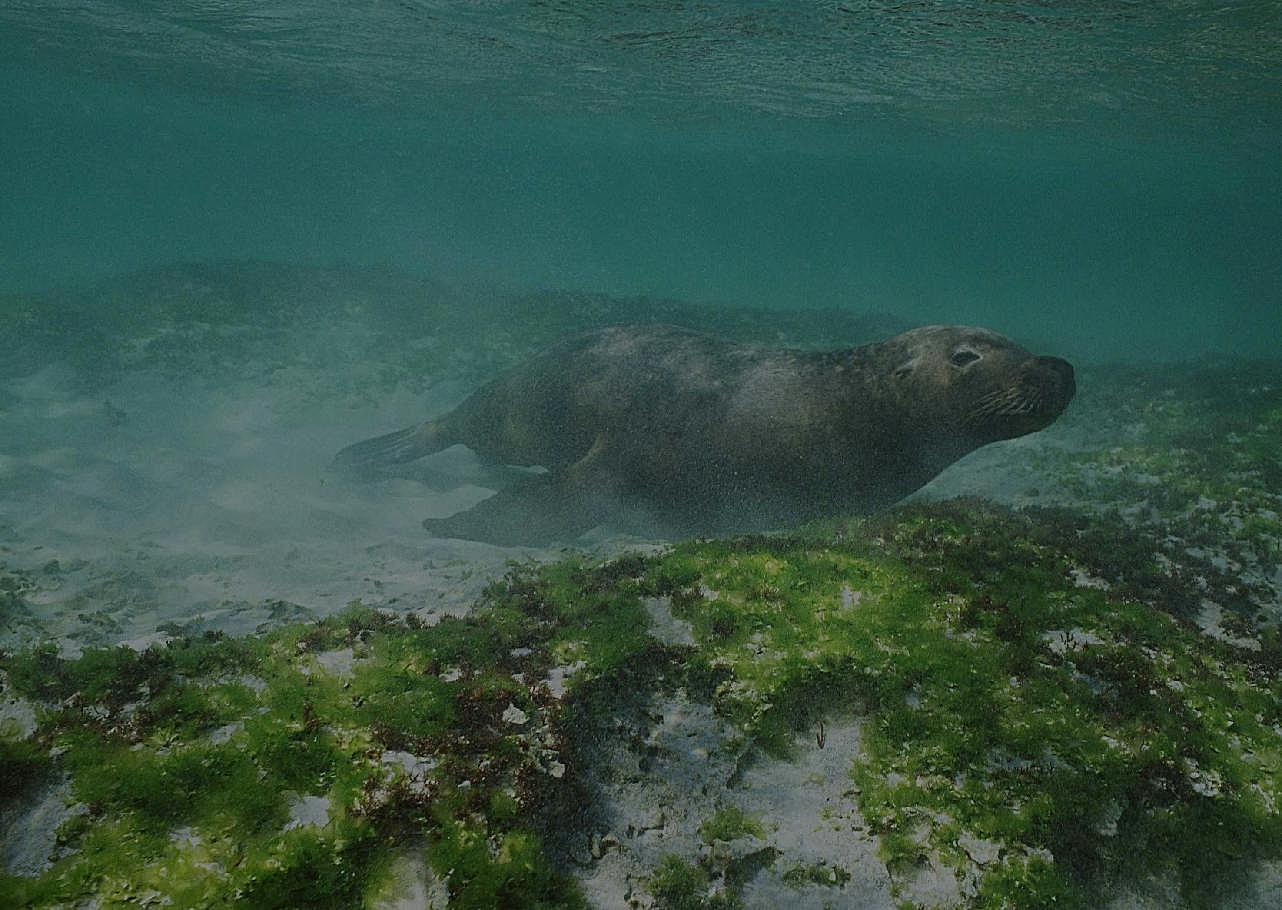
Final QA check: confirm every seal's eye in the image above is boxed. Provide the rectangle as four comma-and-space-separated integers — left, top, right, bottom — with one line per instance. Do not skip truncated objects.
950, 349, 981, 368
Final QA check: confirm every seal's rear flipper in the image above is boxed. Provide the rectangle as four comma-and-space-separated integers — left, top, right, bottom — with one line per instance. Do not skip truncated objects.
423, 435, 623, 546
422, 474, 615, 547
422, 434, 619, 546
332, 421, 449, 475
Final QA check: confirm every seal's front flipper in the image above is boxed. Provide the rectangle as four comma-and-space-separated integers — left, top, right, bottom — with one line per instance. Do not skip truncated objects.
422, 437, 617, 546
332, 421, 451, 475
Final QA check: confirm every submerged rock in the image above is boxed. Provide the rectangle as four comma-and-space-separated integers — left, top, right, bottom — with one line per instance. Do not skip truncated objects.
0, 500, 1279, 909
0, 776, 86, 878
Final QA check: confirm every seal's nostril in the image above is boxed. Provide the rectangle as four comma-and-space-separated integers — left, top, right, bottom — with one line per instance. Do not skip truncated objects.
1035, 356, 1072, 374
1056, 360, 1075, 398
1033, 356, 1075, 395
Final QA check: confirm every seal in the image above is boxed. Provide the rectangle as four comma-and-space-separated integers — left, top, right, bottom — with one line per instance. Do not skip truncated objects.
334, 324, 1074, 545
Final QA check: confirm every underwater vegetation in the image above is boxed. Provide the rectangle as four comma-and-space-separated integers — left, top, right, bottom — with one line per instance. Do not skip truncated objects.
3, 501, 1278, 909
1028, 360, 1282, 643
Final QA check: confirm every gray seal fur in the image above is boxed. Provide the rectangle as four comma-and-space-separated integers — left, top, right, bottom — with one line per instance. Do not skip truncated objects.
334, 323, 1074, 544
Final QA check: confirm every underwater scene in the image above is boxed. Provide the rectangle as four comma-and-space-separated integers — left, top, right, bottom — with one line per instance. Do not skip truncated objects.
1, 3, 1280, 908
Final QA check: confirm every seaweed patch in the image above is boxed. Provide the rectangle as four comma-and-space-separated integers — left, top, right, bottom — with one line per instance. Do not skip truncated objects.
3, 503, 1278, 908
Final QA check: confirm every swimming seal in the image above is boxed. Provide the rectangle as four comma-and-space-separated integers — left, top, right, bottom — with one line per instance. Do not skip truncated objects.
334, 324, 1074, 545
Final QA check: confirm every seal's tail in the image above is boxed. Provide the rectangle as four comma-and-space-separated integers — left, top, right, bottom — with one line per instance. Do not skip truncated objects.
332, 421, 449, 473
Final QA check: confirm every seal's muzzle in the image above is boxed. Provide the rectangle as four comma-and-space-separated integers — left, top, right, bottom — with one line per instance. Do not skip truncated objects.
965, 355, 1075, 440
1032, 355, 1075, 410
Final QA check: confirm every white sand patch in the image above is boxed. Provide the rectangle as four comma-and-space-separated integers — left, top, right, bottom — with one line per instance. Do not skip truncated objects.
1196, 599, 1261, 651
120, 632, 173, 652
0, 776, 87, 877
367, 847, 450, 910
312, 647, 358, 677
543, 660, 586, 699
1070, 567, 1110, 590
1042, 627, 1107, 656
208, 721, 244, 745
643, 595, 695, 646
737, 719, 892, 908
0, 687, 38, 740
575, 689, 891, 909
283, 794, 331, 831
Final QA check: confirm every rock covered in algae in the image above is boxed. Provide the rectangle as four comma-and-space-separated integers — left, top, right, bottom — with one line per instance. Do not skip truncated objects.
1, 501, 1280, 909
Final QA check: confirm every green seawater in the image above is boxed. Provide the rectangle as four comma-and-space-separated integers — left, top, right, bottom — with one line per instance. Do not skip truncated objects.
1, 3, 1280, 908
2, 2, 1279, 360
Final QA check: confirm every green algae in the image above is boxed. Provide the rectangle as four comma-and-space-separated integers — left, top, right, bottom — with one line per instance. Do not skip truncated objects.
780, 861, 853, 889
0, 737, 49, 802
2, 503, 1279, 909
642, 507, 1280, 907
0, 567, 36, 634
1030, 361, 1282, 620
699, 806, 766, 844
0, 598, 596, 909
649, 855, 744, 910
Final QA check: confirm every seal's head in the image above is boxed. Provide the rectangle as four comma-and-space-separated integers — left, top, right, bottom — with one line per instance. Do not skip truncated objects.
886, 325, 1075, 445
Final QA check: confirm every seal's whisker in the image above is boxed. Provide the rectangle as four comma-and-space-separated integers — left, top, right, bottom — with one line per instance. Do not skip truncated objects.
972, 388, 1008, 408
974, 387, 1026, 420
